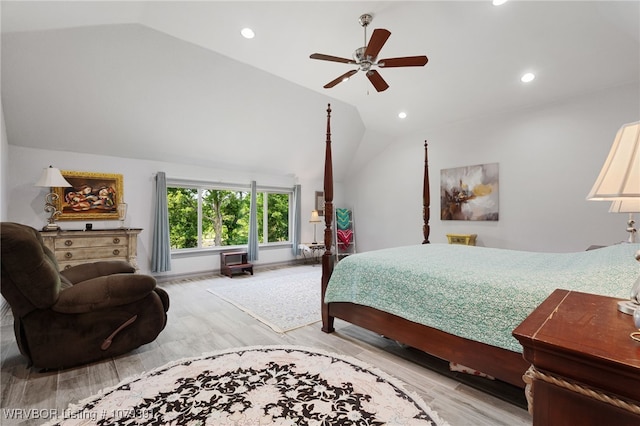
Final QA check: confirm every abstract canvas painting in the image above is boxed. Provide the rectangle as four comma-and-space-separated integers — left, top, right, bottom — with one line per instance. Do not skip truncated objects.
440, 163, 499, 221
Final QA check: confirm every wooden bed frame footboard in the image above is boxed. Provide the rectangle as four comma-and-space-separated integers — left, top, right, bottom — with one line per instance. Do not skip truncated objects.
319, 104, 529, 389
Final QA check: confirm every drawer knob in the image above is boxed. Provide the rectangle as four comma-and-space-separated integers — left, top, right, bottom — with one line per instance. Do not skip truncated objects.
113, 249, 120, 256
65, 252, 73, 259
113, 238, 120, 244
64, 240, 73, 246
64, 265, 72, 270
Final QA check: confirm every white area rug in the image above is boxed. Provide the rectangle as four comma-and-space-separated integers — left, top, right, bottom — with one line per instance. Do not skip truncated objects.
206, 266, 322, 333
43, 346, 450, 426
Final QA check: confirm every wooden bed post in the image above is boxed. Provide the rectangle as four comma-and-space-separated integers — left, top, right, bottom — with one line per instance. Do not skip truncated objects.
422, 140, 430, 244
321, 104, 335, 333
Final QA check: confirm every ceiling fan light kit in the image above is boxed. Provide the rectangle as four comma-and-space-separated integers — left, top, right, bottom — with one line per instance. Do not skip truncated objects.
310, 13, 428, 92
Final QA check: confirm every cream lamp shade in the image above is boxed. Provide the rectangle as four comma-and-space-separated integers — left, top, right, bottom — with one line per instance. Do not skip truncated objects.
35, 166, 72, 188
309, 210, 322, 223
586, 121, 640, 201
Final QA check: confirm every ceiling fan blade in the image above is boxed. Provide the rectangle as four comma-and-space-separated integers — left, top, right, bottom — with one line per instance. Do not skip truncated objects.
310, 53, 356, 64
378, 55, 428, 68
364, 28, 391, 60
324, 69, 358, 89
366, 70, 389, 92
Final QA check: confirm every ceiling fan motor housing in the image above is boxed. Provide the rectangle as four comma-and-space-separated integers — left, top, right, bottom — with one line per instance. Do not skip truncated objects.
358, 14, 373, 27
353, 47, 373, 71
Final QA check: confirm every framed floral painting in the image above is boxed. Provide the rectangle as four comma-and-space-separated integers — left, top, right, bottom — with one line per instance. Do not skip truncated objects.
53, 171, 124, 221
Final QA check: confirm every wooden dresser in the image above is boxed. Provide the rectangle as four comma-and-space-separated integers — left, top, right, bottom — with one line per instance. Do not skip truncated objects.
513, 289, 640, 426
40, 228, 142, 270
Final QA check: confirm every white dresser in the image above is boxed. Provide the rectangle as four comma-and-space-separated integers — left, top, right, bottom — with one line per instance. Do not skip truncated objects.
40, 228, 142, 270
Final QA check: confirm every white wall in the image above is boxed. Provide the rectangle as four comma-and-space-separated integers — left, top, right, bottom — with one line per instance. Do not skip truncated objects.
0, 104, 8, 221
6, 146, 344, 277
346, 82, 640, 253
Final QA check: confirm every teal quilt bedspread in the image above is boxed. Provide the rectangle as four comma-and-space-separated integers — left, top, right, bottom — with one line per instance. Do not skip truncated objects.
324, 243, 640, 352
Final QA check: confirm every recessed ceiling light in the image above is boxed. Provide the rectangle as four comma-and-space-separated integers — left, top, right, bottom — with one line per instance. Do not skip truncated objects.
521, 72, 535, 83
398, 112, 407, 119
241, 28, 255, 39
493, 0, 508, 5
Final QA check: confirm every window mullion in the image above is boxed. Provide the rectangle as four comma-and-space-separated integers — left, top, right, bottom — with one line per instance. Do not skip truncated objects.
262, 193, 268, 243
198, 188, 204, 248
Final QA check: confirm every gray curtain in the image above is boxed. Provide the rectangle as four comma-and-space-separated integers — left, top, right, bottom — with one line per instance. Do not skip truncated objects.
291, 184, 301, 256
247, 180, 259, 261
151, 172, 171, 272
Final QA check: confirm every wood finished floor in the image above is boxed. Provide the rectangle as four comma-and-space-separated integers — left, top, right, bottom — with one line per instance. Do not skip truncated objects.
1, 265, 531, 426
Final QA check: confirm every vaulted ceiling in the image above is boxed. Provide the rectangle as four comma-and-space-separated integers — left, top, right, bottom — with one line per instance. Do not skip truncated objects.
2, 1, 639, 181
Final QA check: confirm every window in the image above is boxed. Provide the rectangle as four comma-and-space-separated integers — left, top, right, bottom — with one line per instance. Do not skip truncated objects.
167, 183, 291, 250
258, 192, 290, 243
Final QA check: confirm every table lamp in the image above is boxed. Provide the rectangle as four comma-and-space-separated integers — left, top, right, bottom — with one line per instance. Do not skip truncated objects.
35, 166, 72, 231
309, 210, 322, 244
586, 121, 640, 314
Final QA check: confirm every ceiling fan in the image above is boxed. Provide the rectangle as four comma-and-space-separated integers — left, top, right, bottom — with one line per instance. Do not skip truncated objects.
310, 13, 428, 92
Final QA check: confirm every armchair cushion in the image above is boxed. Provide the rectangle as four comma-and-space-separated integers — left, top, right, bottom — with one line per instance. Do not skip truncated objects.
53, 273, 157, 314
1, 223, 61, 312
60, 261, 135, 284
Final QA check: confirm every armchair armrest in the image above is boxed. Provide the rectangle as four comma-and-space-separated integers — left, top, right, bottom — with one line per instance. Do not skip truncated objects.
60, 261, 135, 284
52, 273, 157, 314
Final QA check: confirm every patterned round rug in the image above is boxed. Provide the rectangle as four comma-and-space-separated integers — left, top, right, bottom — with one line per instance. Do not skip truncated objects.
44, 346, 449, 425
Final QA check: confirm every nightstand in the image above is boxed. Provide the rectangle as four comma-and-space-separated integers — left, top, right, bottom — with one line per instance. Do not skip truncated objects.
446, 233, 477, 246
300, 243, 324, 264
513, 289, 640, 426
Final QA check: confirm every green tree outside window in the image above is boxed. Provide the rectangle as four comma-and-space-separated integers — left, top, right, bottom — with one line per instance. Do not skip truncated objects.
167, 186, 290, 249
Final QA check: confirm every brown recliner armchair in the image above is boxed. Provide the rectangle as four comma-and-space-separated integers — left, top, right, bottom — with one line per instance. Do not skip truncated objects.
0, 222, 169, 369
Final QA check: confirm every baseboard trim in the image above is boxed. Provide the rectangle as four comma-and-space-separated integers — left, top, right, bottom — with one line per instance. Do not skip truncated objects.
153, 259, 305, 283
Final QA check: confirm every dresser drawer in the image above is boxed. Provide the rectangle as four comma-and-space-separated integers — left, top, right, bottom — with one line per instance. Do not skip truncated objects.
58, 258, 126, 270
55, 246, 129, 262
54, 236, 126, 250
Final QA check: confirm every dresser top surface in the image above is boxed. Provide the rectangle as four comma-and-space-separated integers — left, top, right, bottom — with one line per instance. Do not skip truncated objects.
513, 289, 640, 401
514, 290, 640, 366
40, 228, 142, 235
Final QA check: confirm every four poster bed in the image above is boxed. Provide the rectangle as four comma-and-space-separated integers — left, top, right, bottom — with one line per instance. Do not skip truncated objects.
318, 104, 639, 388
